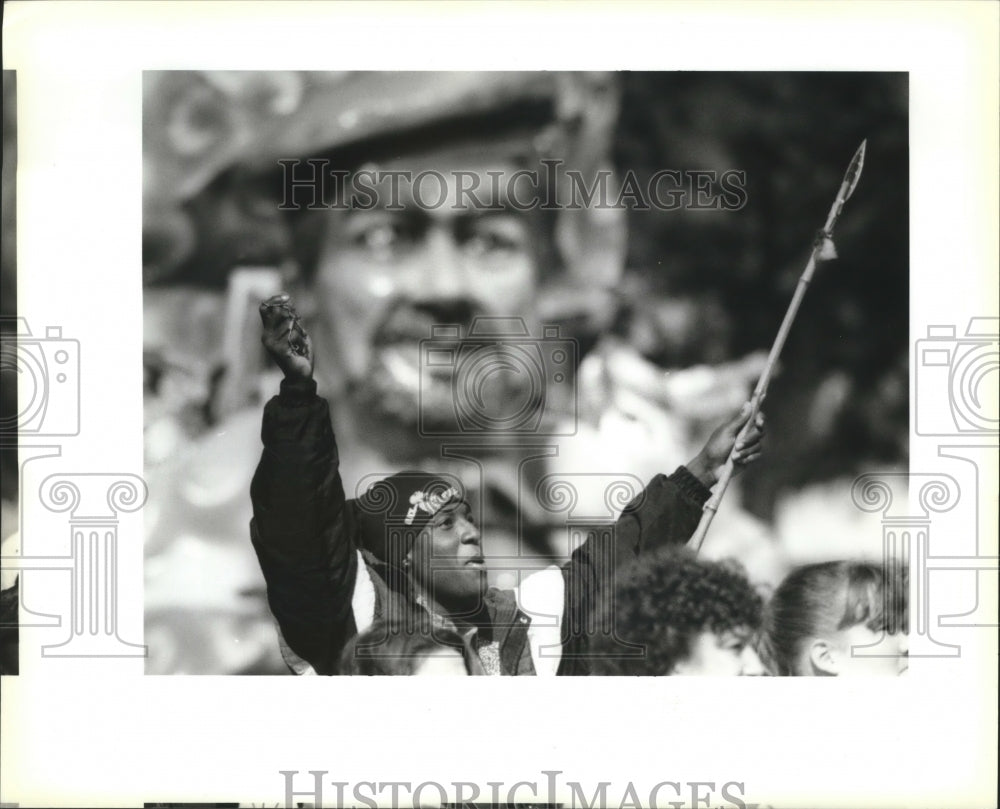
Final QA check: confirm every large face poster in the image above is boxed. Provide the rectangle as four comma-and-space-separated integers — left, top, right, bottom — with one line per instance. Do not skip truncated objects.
2, 3, 998, 808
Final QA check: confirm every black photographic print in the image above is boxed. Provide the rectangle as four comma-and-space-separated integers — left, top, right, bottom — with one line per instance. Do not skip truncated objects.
141, 70, 909, 678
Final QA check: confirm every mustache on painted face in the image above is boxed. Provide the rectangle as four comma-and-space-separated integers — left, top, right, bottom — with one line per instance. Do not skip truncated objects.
354, 298, 484, 429
372, 299, 481, 348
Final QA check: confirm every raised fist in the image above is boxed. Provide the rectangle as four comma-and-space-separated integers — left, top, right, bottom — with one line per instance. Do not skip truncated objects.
259, 294, 314, 382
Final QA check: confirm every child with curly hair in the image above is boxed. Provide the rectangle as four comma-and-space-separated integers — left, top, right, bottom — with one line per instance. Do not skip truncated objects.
588, 546, 765, 675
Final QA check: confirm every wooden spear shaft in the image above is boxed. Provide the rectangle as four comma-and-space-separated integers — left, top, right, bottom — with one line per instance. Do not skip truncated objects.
688, 140, 867, 553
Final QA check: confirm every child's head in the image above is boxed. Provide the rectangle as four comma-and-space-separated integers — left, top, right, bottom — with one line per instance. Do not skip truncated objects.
761, 560, 908, 676
339, 621, 472, 676
589, 547, 766, 675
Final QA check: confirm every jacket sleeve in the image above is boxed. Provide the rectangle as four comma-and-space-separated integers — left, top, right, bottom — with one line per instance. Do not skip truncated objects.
557, 466, 710, 675
249, 377, 359, 675
609, 465, 710, 565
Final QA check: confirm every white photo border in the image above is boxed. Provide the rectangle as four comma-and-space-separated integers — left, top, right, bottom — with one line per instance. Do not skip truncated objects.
2, 2, 998, 807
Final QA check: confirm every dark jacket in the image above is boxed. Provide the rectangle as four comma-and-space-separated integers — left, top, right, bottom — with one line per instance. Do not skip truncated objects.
249, 378, 711, 675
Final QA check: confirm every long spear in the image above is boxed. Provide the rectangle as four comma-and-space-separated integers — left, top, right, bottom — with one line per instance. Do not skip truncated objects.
688, 140, 868, 552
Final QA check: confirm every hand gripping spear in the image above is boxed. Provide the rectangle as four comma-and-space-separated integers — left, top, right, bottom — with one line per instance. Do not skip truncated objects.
688, 140, 867, 553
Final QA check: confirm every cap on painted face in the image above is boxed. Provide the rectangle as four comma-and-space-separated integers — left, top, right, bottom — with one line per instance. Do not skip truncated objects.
144, 71, 626, 290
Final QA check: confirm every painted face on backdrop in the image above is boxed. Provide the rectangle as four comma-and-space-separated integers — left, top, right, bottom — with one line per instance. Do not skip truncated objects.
312, 149, 546, 433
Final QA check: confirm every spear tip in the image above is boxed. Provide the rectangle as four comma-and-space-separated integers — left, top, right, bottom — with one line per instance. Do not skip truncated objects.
843, 139, 867, 201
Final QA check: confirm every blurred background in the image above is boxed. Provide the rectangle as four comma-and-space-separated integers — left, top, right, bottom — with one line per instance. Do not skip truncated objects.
615, 73, 908, 511
135, 71, 908, 674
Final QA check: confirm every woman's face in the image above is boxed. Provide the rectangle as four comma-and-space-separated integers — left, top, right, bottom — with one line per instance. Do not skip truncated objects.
835, 625, 909, 675
406, 501, 488, 611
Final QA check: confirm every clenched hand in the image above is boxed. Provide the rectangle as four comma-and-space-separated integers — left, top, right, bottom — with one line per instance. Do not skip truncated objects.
259, 294, 314, 382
